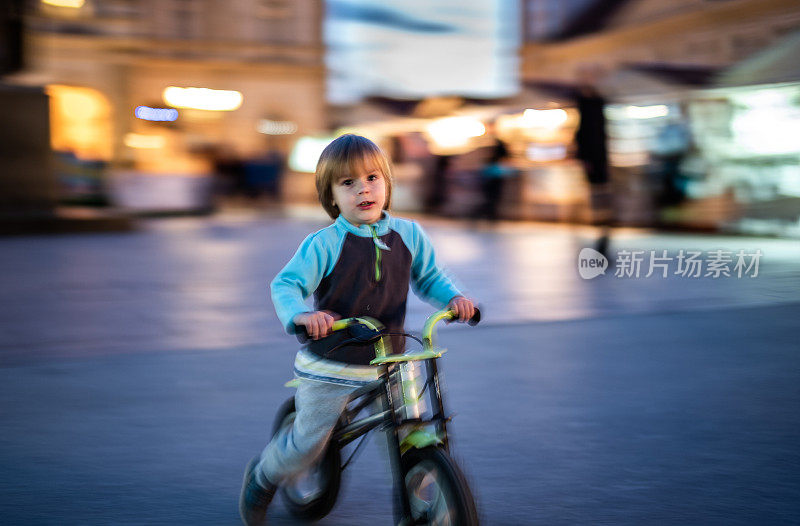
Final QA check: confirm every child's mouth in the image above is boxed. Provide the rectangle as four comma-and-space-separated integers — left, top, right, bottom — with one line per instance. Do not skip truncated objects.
357, 201, 374, 210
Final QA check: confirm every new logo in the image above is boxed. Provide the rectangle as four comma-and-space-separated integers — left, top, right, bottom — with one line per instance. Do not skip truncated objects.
578, 248, 608, 280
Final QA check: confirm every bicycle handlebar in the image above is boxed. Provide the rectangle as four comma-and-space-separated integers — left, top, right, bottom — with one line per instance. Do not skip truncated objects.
294, 317, 370, 344
421, 307, 480, 349
294, 308, 481, 348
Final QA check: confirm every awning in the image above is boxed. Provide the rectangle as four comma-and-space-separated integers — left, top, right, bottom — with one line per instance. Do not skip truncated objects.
715, 30, 800, 88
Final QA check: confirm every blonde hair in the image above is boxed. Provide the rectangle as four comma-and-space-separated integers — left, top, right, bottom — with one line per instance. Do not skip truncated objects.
315, 134, 393, 219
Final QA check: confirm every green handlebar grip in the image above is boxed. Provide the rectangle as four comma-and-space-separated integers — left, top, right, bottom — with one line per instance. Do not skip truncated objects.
331, 319, 350, 331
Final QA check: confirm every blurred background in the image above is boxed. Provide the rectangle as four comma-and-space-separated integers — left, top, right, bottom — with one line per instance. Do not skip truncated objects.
2, 0, 800, 235
2, 2, 800, 525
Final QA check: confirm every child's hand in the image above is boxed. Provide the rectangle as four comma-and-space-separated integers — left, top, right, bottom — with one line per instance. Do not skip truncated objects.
448, 296, 476, 322
293, 311, 340, 340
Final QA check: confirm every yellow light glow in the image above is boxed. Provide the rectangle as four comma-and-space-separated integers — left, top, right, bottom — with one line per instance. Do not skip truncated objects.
41, 0, 85, 7
521, 108, 568, 129
46, 84, 113, 160
124, 133, 166, 149
425, 117, 485, 149
162, 86, 243, 111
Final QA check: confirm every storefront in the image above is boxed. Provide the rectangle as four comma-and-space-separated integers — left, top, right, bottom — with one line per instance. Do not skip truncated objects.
686, 32, 800, 237
47, 84, 113, 205
324, 93, 587, 221
591, 33, 800, 236
686, 83, 800, 237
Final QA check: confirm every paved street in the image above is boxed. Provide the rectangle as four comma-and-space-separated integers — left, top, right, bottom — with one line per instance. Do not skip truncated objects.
1, 211, 799, 525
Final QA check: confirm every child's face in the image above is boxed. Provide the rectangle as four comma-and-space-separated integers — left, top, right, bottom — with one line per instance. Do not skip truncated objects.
331, 159, 386, 225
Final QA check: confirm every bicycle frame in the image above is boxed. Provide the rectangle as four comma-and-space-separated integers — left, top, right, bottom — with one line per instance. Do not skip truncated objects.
288, 307, 479, 523
326, 308, 461, 449
329, 356, 450, 449
282, 309, 459, 523
337, 361, 451, 522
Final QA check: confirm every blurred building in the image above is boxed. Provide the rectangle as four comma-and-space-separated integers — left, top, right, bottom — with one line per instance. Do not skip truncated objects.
7, 0, 325, 212
4, 0, 799, 234
322, 1, 800, 233
518, 0, 800, 234
523, 0, 800, 79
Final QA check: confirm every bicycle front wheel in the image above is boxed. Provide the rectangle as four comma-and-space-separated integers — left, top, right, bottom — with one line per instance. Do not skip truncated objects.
400, 446, 479, 526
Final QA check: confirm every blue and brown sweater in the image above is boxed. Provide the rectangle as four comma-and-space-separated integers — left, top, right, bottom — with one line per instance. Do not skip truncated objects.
271, 212, 462, 380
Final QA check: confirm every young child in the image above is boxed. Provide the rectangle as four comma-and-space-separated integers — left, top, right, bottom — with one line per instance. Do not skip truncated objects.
239, 134, 475, 525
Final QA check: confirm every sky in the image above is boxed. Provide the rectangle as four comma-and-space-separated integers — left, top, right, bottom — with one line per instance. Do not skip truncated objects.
324, 0, 521, 104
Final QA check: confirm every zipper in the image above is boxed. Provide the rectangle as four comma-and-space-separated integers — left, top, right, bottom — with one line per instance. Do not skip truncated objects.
369, 225, 386, 282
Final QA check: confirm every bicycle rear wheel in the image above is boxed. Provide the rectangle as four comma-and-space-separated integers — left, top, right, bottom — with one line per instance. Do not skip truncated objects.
271, 397, 342, 521
400, 446, 479, 525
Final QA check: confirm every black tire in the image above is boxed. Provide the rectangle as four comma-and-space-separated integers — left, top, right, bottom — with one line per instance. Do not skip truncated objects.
400, 446, 479, 526
270, 397, 342, 521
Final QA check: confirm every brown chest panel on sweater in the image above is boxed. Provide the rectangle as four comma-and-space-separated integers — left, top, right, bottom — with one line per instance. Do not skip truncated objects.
308, 230, 412, 364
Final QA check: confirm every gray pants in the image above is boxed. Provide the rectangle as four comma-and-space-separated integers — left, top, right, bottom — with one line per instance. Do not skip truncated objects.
257, 379, 359, 485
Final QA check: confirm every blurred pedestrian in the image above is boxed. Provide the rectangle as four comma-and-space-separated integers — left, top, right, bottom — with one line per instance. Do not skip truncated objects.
424, 153, 451, 215
479, 132, 516, 220
244, 149, 284, 199
239, 134, 476, 525
211, 144, 246, 198
575, 67, 612, 257
651, 113, 691, 208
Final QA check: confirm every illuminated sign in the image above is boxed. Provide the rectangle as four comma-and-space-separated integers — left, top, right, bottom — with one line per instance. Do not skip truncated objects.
42, 0, 85, 7
162, 87, 243, 111
135, 106, 179, 122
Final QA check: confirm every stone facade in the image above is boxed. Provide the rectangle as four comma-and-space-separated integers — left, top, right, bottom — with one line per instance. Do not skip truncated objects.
15, 0, 326, 169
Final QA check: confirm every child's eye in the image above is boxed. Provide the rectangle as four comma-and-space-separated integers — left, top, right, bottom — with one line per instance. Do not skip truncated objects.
367, 174, 379, 181
341, 179, 352, 186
